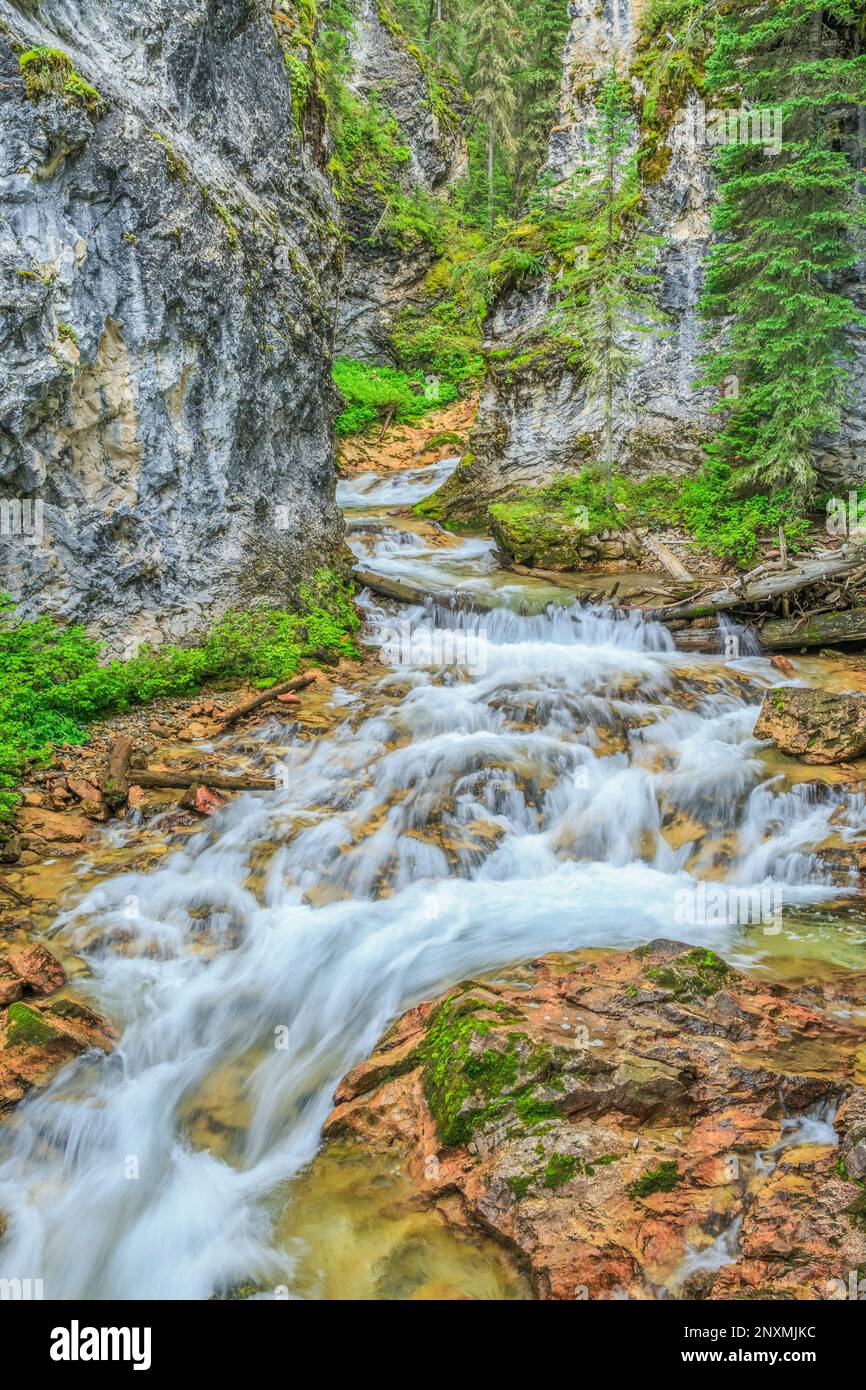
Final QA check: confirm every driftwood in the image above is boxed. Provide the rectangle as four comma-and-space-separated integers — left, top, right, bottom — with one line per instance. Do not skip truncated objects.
653, 546, 866, 621
668, 606, 866, 655
0, 878, 29, 905
353, 568, 505, 613
217, 673, 316, 730
131, 769, 276, 792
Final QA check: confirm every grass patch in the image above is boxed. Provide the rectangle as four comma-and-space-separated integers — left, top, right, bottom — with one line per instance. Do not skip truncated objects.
0, 570, 358, 824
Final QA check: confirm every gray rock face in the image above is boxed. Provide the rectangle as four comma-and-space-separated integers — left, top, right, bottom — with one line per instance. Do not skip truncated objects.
0, 0, 343, 652
335, 0, 466, 363
448, 0, 865, 517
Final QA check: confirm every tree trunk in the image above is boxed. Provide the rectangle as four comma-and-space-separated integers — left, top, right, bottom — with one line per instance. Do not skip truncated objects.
132, 770, 277, 792
759, 606, 866, 652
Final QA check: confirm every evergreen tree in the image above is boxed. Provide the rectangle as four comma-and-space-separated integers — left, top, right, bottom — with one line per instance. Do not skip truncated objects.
466, 0, 519, 225
699, 0, 866, 500
510, 0, 572, 206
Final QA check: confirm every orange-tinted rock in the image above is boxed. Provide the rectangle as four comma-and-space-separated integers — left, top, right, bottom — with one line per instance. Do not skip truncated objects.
323, 941, 864, 1300
5, 943, 66, 996
0, 996, 116, 1114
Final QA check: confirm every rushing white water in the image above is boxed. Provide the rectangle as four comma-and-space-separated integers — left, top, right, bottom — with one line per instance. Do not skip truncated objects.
1, 459, 864, 1298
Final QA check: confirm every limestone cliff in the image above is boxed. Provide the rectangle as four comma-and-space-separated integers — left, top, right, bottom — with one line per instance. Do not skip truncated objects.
435, 0, 866, 524
334, 0, 467, 363
0, 0, 343, 651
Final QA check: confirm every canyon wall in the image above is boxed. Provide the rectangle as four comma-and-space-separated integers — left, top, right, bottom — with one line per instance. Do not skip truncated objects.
334, 0, 467, 363
0, 0, 343, 651
438, 0, 865, 523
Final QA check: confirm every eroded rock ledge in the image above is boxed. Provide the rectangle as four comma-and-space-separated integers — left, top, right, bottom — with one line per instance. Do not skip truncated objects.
324, 940, 866, 1300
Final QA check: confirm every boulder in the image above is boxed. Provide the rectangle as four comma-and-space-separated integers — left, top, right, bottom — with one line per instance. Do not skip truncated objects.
754, 686, 866, 763
321, 941, 866, 1300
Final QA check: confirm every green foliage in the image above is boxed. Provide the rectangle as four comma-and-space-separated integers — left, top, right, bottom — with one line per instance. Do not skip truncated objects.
0, 575, 358, 823
488, 461, 811, 568
19, 46, 108, 116
332, 357, 457, 434
698, 0, 866, 500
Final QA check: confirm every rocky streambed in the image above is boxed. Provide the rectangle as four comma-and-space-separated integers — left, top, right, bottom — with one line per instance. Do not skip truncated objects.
2, 455, 866, 1300
323, 939, 866, 1300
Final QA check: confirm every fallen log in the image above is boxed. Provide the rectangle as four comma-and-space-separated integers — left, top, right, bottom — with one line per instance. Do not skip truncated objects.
758, 606, 866, 652
651, 546, 866, 621
217, 673, 316, 730
131, 769, 276, 792
638, 533, 694, 584
671, 628, 723, 654
353, 567, 507, 613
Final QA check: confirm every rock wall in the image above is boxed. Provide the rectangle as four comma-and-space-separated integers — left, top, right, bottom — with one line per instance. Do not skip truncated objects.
438, 0, 865, 522
0, 0, 343, 651
334, 0, 466, 363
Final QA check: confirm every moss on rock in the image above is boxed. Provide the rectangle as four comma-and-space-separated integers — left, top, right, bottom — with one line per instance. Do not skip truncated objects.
5, 1001, 62, 1048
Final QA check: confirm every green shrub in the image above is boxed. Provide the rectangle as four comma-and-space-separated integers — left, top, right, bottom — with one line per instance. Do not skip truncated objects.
0, 572, 359, 822
332, 358, 457, 436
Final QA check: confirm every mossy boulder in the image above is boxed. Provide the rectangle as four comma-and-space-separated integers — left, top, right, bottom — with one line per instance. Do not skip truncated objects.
488, 500, 631, 570
754, 686, 866, 764
5, 1001, 64, 1048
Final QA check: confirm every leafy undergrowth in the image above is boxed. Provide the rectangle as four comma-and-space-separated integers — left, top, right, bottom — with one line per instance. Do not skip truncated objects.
0, 570, 359, 824
333, 358, 459, 436
488, 462, 812, 567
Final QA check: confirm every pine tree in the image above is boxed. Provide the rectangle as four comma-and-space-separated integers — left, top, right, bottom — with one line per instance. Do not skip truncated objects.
510, 0, 571, 206
553, 64, 665, 501
699, 0, 866, 500
467, 0, 519, 225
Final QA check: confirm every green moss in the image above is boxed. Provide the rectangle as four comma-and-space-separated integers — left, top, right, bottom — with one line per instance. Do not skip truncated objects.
486, 463, 811, 569
149, 132, 188, 183
419, 989, 563, 1147
505, 1174, 534, 1201
646, 948, 732, 1003
5, 1002, 60, 1048
56, 321, 77, 345
19, 46, 108, 117
542, 1153, 577, 1189
627, 1161, 682, 1200
846, 1191, 866, 1232
424, 431, 465, 450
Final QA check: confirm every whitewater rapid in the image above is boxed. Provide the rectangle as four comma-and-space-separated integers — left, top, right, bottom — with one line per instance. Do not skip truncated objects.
0, 459, 864, 1298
